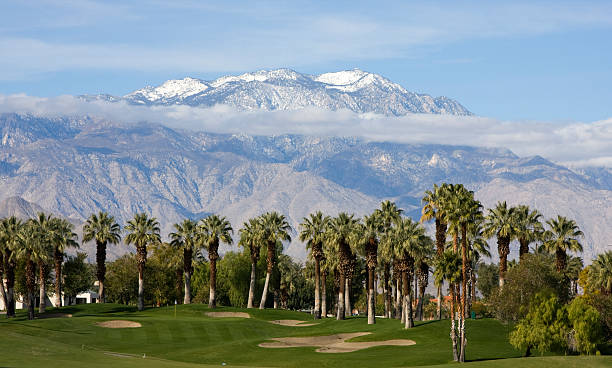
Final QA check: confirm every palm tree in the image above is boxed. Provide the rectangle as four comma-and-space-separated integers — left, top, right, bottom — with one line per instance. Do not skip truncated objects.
125, 213, 161, 311
0, 216, 21, 317
483, 201, 517, 287
434, 249, 462, 361
199, 214, 233, 308
377, 200, 402, 318
238, 218, 262, 308
83, 212, 121, 303
13, 220, 49, 320
258, 212, 291, 309
326, 213, 360, 320
514, 205, 543, 261
589, 251, 612, 294
170, 219, 200, 304
543, 215, 583, 272
565, 255, 583, 296
421, 183, 451, 320
299, 211, 330, 319
50, 218, 78, 307
415, 237, 434, 321
32, 213, 54, 313
358, 213, 383, 324
393, 217, 429, 329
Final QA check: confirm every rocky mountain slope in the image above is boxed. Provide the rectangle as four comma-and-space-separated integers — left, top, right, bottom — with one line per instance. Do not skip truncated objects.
83, 69, 472, 116
0, 113, 609, 262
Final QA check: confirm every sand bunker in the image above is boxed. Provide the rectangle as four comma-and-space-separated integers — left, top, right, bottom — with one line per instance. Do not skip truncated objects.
96, 320, 142, 328
206, 312, 250, 318
269, 319, 317, 327
36, 313, 72, 319
259, 332, 416, 353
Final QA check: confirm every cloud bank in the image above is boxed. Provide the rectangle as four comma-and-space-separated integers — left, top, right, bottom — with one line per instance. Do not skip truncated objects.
1, 94, 611, 168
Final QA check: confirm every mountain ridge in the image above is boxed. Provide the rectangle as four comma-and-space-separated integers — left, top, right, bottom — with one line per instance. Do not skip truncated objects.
82, 68, 472, 116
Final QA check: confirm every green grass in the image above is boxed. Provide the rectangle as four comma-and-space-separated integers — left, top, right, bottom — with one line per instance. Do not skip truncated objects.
0, 304, 609, 368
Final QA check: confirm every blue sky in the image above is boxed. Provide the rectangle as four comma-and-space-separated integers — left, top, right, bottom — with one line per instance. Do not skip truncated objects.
1, 0, 611, 121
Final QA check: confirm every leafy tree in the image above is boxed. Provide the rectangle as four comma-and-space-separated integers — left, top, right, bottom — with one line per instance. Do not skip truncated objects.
509, 291, 569, 356
105, 254, 138, 305
63, 252, 94, 302
489, 253, 567, 323
147, 243, 183, 306
567, 297, 602, 355
83, 211, 121, 304
476, 263, 499, 300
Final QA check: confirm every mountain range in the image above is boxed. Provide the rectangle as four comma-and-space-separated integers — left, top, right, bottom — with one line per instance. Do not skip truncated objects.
1, 112, 610, 263
82, 69, 472, 116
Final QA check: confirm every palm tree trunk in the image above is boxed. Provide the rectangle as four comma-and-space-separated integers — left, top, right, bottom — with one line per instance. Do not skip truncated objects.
519, 238, 529, 261
260, 271, 270, 309
450, 283, 458, 361
368, 266, 375, 324
5, 254, 15, 317
209, 258, 217, 308
403, 270, 413, 328
0, 274, 7, 313
418, 285, 425, 321
138, 267, 144, 311
498, 236, 510, 288
321, 271, 327, 317
247, 261, 256, 308
344, 277, 351, 317
555, 248, 567, 273
395, 278, 402, 320
96, 240, 106, 303
460, 224, 468, 362
54, 248, 62, 307
437, 285, 442, 319
184, 247, 192, 304
26, 255, 35, 320
384, 264, 390, 318
314, 257, 321, 319
38, 261, 46, 313
337, 274, 345, 320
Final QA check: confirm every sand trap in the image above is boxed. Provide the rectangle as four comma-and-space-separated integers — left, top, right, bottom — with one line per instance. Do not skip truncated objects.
206, 312, 250, 318
269, 319, 317, 327
96, 320, 142, 328
36, 313, 72, 319
259, 332, 416, 353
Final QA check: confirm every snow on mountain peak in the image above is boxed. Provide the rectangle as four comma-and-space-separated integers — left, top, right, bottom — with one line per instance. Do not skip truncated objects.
127, 77, 209, 101
314, 69, 370, 85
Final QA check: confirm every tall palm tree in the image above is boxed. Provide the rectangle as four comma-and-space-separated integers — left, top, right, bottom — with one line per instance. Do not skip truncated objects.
199, 214, 233, 308
32, 213, 54, 313
483, 201, 517, 287
83, 211, 121, 303
258, 212, 291, 309
434, 249, 462, 361
543, 215, 583, 272
169, 219, 200, 304
238, 218, 262, 309
393, 217, 429, 329
299, 211, 330, 319
421, 183, 451, 320
0, 216, 21, 317
514, 205, 543, 261
326, 213, 360, 320
415, 237, 434, 321
358, 213, 383, 324
125, 213, 161, 311
50, 218, 78, 307
13, 220, 49, 320
377, 200, 402, 318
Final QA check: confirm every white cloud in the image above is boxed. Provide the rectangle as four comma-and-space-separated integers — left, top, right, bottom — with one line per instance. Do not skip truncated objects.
1, 94, 610, 168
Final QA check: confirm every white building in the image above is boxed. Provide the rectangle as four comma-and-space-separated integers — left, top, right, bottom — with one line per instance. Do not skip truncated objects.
0, 289, 99, 311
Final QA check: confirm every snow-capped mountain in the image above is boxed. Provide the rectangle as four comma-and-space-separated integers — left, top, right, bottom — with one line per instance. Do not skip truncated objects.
1, 113, 610, 263
86, 69, 472, 116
